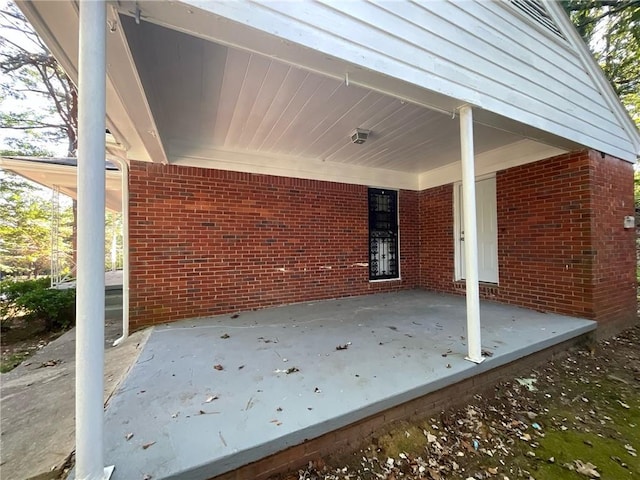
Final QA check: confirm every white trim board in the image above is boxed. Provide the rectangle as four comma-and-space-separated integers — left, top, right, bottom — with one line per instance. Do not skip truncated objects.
419, 139, 567, 190
169, 144, 420, 190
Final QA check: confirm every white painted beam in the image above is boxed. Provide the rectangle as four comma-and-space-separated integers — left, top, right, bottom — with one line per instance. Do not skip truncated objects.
418, 139, 567, 190
459, 105, 484, 364
110, 156, 130, 347
74, 1, 112, 479
170, 143, 420, 191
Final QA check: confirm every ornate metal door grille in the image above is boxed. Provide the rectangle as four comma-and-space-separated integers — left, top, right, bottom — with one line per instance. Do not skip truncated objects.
368, 188, 399, 280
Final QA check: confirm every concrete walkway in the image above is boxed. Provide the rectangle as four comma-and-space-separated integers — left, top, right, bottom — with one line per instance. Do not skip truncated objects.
102, 290, 596, 480
0, 316, 148, 479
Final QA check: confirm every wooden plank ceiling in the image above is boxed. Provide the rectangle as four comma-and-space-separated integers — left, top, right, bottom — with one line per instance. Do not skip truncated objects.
122, 15, 522, 173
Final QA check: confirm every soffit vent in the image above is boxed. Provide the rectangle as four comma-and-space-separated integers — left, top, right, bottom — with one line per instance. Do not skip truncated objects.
509, 0, 567, 41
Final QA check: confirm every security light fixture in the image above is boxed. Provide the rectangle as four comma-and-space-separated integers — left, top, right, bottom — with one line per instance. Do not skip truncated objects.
351, 128, 370, 145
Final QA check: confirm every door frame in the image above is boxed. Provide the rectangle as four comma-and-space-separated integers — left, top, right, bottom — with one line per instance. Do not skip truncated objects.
453, 173, 498, 283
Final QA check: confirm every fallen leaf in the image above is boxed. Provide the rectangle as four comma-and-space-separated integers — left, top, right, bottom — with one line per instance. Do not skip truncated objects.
213, 364, 224, 371
220, 333, 230, 339
125, 432, 134, 441
285, 367, 299, 374
515, 377, 538, 391
142, 441, 156, 450
574, 460, 600, 478
38, 360, 60, 368
230, 314, 239, 319
204, 395, 219, 403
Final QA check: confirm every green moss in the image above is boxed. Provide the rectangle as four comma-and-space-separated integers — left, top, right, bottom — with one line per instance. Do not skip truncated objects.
519, 378, 640, 480
518, 429, 639, 479
0, 351, 30, 373
376, 423, 428, 458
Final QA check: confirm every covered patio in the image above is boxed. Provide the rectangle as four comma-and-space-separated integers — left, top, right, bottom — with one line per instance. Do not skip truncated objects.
13, 2, 638, 479
103, 290, 595, 480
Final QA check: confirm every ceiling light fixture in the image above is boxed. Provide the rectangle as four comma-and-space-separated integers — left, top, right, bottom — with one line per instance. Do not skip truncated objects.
351, 128, 370, 145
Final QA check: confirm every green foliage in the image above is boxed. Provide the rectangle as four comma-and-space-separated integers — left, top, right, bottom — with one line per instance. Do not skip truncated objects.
0, 351, 30, 373
0, 276, 75, 331
0, 276, 50, 328
16, 286, 75, 331
105, 211, 124, 271
562, 0, 640, 127
0, 171, 74, 278
0, 2, 78, 156
0, 171, 52, 276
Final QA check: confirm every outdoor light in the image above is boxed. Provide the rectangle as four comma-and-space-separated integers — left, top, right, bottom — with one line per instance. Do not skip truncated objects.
351, 128, 370, 144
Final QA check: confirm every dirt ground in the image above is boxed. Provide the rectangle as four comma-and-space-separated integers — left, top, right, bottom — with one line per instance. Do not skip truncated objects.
1, 315, 121, 373
0, 318, 65, 372
275, 325, 640, 480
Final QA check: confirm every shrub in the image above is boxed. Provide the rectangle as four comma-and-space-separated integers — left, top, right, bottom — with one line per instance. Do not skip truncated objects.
0, 277, 76, 331
0, 278, 50, 330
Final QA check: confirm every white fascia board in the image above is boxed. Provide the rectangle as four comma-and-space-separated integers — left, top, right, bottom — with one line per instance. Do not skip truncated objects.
546, 1, 640, 159
418, 139, 567, 190
169, 143, 419, 190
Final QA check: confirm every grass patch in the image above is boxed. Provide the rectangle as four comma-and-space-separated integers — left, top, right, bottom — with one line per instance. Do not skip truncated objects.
526, 429, 639, 479
0, 351, 31, 373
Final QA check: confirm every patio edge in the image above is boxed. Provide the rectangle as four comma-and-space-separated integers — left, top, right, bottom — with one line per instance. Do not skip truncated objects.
206, 327, 596, 480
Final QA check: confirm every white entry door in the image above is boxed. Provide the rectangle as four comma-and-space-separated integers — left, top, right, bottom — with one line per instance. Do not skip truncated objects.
456, 176, 498, 283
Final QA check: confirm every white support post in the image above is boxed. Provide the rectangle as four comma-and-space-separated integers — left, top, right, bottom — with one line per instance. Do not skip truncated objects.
111, 157, 130, 347
75, 1, 113, 479
459, 105, 484, 364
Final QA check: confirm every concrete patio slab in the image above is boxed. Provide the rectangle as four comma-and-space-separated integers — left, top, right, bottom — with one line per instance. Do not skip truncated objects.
0, 318, 149, 480
103, 290, 596, 480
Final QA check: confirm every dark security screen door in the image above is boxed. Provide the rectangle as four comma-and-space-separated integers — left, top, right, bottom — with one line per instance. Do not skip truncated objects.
368, 188, 399, 280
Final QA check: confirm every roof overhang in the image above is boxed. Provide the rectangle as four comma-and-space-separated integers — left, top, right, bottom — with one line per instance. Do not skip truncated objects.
16, 0, 637, 191
0, 157, 123, 212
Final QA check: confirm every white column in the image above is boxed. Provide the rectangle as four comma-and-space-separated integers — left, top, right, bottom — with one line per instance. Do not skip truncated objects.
112, 157, 130, 347
75, 1, 112, 479
459, 105, 484, 364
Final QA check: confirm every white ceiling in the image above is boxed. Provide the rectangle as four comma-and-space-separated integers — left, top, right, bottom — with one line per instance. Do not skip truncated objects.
121, 14, 524, 174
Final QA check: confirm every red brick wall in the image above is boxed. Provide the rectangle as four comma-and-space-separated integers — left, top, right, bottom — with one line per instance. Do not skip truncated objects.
419, 184, 454, 291
128, 162, 419, 327
129, 149, 635, 328
418, 150, 637, 327
496, 151, 595, 316
590, 151, 636, 330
